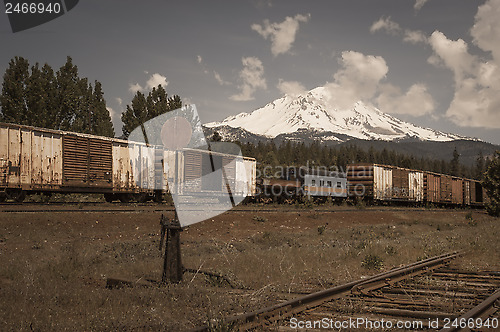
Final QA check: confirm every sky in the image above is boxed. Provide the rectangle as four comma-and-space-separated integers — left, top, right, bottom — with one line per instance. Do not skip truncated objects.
1, 0, 500, 145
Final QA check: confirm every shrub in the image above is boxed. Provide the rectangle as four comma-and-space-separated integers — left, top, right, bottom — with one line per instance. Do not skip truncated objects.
361, 254, 384, 270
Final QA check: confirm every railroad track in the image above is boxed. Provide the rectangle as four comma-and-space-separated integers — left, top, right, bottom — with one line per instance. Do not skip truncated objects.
192, 252, 500, 331
0, 203, 479, 214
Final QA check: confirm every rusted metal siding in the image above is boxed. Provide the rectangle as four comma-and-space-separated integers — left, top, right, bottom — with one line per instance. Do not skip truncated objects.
127, 143, 159, 191
0, 125, 63, 190
0, 126, 11, 187
347, 164, 374, 198
440, 175, 453, 203
408, 171, 424, 202
62, 136, 112, 188
392, 168, 409, 200
112, 143, 134, 191
89, 139, 112, 186
373, 165, 392, 200
32, 131, 62, 187
424, 173, 441, 203
463, 180, 471, 205
451, 178, 464, 205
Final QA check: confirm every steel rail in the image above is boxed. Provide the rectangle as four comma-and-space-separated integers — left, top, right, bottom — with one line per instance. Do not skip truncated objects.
439, 288, 500, 332
190, 251, 460, 331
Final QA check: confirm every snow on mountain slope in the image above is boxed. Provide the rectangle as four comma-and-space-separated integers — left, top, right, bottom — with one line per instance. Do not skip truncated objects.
205, 87, 468, 142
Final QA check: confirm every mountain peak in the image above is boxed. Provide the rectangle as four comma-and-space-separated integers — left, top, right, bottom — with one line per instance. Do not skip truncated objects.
205, 87, 470, 143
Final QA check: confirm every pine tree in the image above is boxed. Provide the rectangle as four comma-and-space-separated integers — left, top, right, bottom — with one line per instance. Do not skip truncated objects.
450, 147, 460, 176
121, 85, 182, 138
1, 56, 114, 136
90, 81, 114, 137
121, 91, 148, 138
475, 151, 485, 180
482, 151, 500, 217
0, 56, 30, 124
55, 56, 81, 131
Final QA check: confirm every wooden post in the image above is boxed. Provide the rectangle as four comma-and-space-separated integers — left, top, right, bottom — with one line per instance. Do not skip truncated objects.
160, 212, 183, 283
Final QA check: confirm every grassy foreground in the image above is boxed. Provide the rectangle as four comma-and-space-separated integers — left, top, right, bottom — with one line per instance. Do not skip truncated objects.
0, 206, 498, 331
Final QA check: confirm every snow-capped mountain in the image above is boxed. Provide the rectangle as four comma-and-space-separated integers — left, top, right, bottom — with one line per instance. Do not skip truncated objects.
205, 87, 470, 142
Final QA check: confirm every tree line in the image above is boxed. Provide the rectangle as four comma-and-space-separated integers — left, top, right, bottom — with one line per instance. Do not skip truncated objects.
0, 56, 181, 138
233, 139, 490, 181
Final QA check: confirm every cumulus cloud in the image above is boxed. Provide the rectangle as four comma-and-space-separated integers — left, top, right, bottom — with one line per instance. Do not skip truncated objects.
230, 56, 267, 101
251, 13, 310, 56
146, 73, 169, 90
129, 73, 169, 93
377, 83, 435, 116
128, 83, 142, 94
427, 0, 500, 129
428, 31, 477, 82
277, 79, 306, 96
324, 51, 388, 109
322, 50, 435, 116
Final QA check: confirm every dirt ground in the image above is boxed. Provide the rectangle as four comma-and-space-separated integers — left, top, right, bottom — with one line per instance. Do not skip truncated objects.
0, 203, 499, 331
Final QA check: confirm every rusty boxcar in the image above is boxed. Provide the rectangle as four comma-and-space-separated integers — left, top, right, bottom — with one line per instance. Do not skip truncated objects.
347, 163, 424, 203
0, 123, 256, 203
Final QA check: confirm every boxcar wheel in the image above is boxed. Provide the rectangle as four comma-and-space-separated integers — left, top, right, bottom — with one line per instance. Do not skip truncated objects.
9, 190, 26, 203
135, 193, 149, 203
104, 193, 115, 203
153, 192, 163, 203
0, 194, 6, 203
118, 194, 133, 203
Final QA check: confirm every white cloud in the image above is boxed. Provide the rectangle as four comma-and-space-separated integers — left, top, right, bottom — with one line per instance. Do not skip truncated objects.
324, 51, 388, 109
128, 83, 142, 94
322, 51, 435, 116
106, 106, 115, 119
213, 71, 230, 86
377, 83, 435, 116
471, 0, 500, 61
414, 0, 430, 12
230, 56, 267, 101
116, 97, 123, 106
197, 55, 203, 64
370, 16, 428, 45
129, 73, 169, 94
146, 73, 169, 90
403, 30, 428, 44
251, 13, 310, 56
425, 0, 500, 128
428, 31, 476, 82
370, 16, 401, 35
276, 79, 306, 96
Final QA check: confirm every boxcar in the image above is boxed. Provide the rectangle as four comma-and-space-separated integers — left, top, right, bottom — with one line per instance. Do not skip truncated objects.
347, 163, 424, 203
0, 122, 257, 203
163, 148, 256, 199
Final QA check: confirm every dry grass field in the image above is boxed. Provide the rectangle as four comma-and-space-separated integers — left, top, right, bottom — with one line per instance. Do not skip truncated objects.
0, 204, 498, 331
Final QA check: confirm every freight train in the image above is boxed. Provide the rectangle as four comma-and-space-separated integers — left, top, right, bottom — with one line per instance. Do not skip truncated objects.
255, 163, 488, 207
0, 122, 256, 203
0, 122, 488, 208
